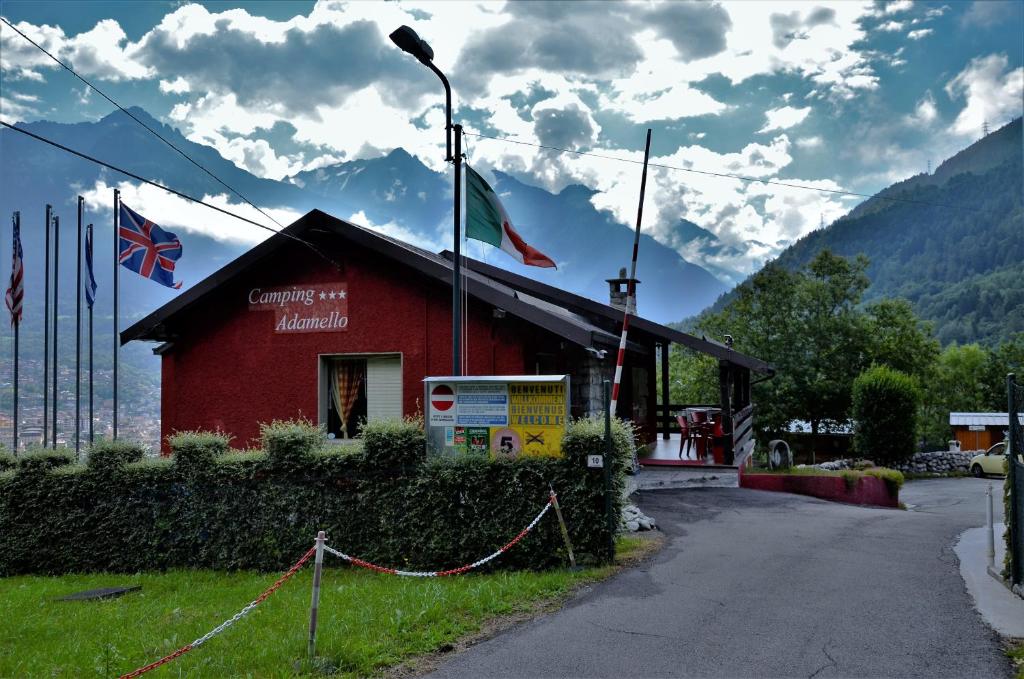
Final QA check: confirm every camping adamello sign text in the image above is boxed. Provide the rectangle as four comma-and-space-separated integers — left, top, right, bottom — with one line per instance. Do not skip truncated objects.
248, 283, 348, 333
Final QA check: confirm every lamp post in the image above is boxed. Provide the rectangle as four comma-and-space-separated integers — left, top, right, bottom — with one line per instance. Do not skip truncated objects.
390, 25, 463, 376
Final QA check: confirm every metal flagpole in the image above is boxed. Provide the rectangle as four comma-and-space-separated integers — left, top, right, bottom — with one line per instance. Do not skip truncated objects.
87, 224, 94, 444
113, 189, 119, 440
43, 204, 50, 447
75, 196, 82, 456
52, 214, 59, 448
609, 129, 653, 419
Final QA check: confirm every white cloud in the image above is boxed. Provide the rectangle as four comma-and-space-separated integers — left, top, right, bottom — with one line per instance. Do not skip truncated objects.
883, 1, 914, 15
81, 179, 299, 246
878, 21, 904, 32
945, 53, 1024, 137
905, 91, 938, 126
347, 210, 444, 253
795, 136, 823, 149
907, 28, 933, 40
158, 76, 190, 94
759, 106, 811, 133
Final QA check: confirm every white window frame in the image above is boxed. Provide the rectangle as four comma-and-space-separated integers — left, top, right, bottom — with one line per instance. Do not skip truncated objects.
318, 352, 403, 443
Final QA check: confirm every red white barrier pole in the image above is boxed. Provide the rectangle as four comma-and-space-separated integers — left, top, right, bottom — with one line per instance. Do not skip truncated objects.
308, 530, 326, 660
610, 129, 653, 418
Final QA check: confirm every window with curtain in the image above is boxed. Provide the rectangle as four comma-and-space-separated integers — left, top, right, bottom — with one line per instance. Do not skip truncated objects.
322, 355, 402, 440
327, 358, 367, 439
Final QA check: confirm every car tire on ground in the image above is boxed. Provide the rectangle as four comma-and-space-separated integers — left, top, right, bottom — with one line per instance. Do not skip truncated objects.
971, 464, 984, 478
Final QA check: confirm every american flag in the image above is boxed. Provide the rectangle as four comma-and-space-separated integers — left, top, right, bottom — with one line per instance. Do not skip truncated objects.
4, 212, 24, 326
118, 202, 182, 289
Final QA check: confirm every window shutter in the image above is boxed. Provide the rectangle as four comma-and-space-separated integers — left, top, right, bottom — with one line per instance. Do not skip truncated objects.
366, 356, 402, 421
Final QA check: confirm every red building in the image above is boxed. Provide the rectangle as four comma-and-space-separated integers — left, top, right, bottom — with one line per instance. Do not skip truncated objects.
123, 210, 771, 458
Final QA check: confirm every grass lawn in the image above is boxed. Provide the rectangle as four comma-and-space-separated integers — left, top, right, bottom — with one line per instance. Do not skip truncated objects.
0, 537, 654, 678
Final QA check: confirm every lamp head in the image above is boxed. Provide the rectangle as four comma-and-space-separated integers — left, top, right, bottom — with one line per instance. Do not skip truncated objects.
389, 25, 434, 64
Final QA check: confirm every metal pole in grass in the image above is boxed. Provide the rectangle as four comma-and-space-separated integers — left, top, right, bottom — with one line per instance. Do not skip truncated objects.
548, 485, 576, 568
603, 380, 616, 562
308, 531, 326, 661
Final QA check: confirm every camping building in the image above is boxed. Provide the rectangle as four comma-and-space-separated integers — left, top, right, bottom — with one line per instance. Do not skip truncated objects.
949, 412, 1021, 451
122, 209, 772, 462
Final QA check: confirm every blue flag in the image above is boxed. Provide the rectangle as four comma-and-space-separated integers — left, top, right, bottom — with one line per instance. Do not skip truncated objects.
85, 224, 97, 308
118, 203, 182, 289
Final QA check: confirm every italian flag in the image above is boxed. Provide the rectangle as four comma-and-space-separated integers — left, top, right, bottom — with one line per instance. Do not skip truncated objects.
465, 166, 556, 268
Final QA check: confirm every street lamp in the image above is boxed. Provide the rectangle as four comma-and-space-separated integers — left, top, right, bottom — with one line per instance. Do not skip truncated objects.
390, 25, 463, 375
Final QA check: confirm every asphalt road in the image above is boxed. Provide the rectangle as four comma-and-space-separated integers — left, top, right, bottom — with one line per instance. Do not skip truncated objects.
427, 478, 1011, 679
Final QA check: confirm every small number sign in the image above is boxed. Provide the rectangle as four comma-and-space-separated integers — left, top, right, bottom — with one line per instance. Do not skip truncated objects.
587, 454, 604, 469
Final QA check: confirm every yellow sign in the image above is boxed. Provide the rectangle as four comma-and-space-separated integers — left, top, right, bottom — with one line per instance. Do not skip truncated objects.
506, 382, 567, 457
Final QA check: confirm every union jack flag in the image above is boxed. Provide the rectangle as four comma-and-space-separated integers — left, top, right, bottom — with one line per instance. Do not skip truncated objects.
5, 212, 23, 326
118, 202, 182, 289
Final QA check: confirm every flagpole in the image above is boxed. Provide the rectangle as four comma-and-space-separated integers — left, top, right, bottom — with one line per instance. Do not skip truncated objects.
76, 196, 83, 456
113, 189, 119, 441
11, 211, 20, 454
87, 224, 94, 445
43, 204, 50, 447
52, 215, 59, 448
610, 129, 652, 420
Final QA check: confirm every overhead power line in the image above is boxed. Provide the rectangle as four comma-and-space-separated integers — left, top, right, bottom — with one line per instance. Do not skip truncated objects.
0, 15, 286, 230
463, 131, 983, 213
0, 120, 340, 266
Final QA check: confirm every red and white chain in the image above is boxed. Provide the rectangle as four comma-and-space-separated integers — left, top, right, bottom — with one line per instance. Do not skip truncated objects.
119, 547, 316, 679
324, 496, 553, 577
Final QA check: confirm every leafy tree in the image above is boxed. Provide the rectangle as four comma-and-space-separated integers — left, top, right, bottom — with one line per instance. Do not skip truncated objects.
678, 250, 942, 459
864, 298, 940, 381
981, 333, 1024, 411
918, 343, 990, 447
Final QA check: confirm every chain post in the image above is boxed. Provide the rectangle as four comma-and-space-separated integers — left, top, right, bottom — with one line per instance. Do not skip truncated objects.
308, 531, 326, 661
548, 485, 576, 568
603, 379, 616, 562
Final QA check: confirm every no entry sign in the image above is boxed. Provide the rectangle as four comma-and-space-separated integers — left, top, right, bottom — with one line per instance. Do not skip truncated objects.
428, 383, 456, 425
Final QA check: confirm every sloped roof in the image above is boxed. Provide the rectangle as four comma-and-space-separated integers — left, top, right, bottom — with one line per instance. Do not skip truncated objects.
122, 209, 770, 374
949, 412, 1024, 426
121, 210, 639, 352
441, 251, 773, 373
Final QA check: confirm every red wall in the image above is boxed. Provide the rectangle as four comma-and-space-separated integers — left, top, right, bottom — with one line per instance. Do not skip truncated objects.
159, 241, 528, 452
739, 471, 899, 508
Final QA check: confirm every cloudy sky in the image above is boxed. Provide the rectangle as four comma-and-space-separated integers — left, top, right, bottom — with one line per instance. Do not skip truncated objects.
1, 0, 1022, 279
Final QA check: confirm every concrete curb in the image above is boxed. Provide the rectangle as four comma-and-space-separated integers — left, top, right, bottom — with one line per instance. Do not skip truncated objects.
955, 523, 1024, 637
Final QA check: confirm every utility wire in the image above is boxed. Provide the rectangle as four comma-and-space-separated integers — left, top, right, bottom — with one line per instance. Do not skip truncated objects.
463, 131, 983, 213
0, 120, 340, 266
0, 15, 286, 230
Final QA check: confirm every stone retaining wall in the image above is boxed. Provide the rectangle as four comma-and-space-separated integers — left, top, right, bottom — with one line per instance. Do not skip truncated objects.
816, 450, 979, 476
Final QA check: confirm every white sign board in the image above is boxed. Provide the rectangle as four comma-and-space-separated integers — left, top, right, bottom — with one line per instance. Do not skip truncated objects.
455, 383, 509, 426
968, 424, 986, 432
587, 454, 604, 469
428, 383, 456, 426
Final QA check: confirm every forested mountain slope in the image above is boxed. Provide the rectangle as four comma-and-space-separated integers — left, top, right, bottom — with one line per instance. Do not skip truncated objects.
714, 119, 1023, 345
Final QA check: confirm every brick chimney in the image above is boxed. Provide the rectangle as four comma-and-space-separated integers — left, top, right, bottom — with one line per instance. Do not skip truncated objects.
606, 267, 639, 312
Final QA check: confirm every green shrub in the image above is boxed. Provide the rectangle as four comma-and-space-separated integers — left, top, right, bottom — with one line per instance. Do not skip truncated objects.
86, 439, 145, 471
0, 450, 16, 472
360, 416, 426, 467
16, 447, 75, 473
864, 467, 905, 494
260, 419, 322, 468
169, 430, 231, 473
0, 417, 633, 575
852, 366, 921, 465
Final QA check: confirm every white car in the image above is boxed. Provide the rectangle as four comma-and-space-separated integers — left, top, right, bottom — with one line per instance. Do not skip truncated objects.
970, 442, 1007, 477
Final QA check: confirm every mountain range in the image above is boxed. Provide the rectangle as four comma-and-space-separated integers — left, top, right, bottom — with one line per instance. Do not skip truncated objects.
1, 108, 1020, 446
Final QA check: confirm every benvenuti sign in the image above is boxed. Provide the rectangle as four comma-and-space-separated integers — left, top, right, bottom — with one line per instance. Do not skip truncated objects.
424, 376, 569, 459
248, 283, 349, 333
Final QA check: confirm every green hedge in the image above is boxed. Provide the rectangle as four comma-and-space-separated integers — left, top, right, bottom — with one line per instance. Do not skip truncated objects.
0, 418, 633, 575
852, 365, 921, 465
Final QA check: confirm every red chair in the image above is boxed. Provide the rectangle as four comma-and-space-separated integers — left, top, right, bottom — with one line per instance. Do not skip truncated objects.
676, 415, 690, 458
